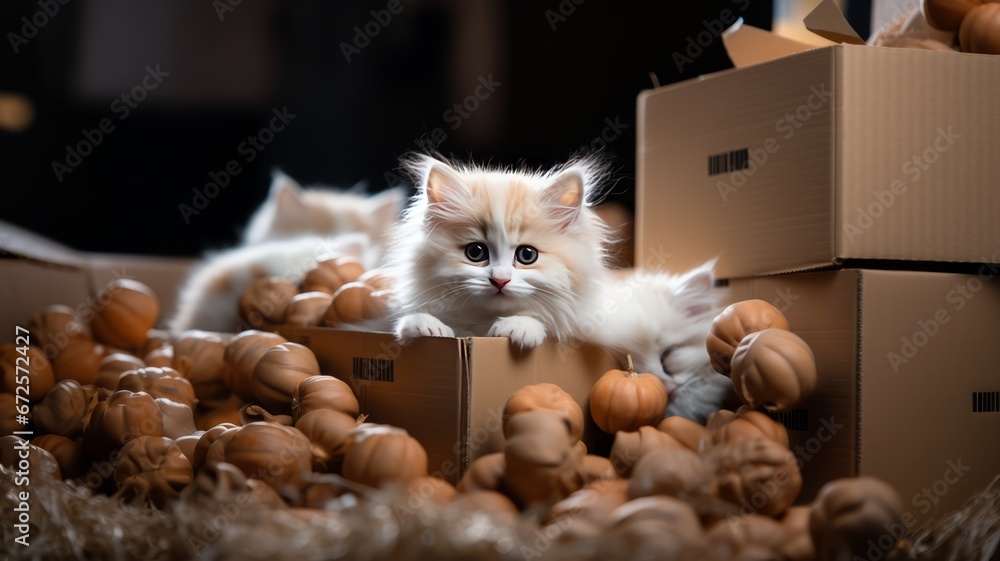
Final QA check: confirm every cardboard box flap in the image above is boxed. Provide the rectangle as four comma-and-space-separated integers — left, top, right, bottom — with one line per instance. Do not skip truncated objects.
803, 0, 865, 45
721, 21, 818, 68
0, 221, 84, 269
721, 0, 863, 69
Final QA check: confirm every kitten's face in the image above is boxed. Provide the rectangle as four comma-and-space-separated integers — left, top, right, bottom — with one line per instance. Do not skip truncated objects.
420, 171, 589, 316
394, 158, 610, 336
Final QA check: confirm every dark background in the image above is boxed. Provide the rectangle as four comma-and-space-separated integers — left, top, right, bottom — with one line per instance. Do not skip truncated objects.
0, 1, 869, 257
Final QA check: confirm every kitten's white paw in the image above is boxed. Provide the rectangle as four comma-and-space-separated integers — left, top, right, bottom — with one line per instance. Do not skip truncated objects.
396, 313, 455, 343
489, 316, 547, 349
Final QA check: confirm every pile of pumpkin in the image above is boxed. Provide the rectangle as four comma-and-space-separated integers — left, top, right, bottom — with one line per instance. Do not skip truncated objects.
923, 0, 1000, 54
879, 0, 1000, 54
1, 279, 909, 560
239, 254, 392, 330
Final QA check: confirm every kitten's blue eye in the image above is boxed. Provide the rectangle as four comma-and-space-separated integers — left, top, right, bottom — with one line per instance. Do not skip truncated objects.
465, 243, 489, 262
515, 245, 538, 265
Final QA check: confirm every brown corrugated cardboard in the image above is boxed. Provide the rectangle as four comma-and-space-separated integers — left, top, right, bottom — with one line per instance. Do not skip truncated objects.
275, 326, 619, 484
724, 267, 1000, 524
637, 44, 1000, 279
0, 221, 196, 336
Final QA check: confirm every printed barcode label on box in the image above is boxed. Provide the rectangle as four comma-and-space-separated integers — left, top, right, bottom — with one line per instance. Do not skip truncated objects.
353, 357, 394, 382
972, 391, 999, 412
707, 148, 749, 176
767, 408, 809, 431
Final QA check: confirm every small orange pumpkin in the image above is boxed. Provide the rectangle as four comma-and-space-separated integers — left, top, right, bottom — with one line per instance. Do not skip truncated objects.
85, 390, 164, 459
709, 407, 790, 448
924, 0, 983, 31
503, 382, 585, 442
294, 408, 358, 472
239, 277, 298, 328
959, 3, 1000, 53
626, 447, 717, 501
203, 426, 242, 469
809, 477, 904, 561
589, 356, 668, 434
291, 375, 360, 423
173, 330, 229, 408
609, 425, 684, 477
224, 421, 313, 495
51, 339, 107, 385
456, 452, 507, 493
707, 299, 791, 376
116, 367, 198, 410
94, 352, 146, 391
89, 279, 159, 351
730, 329, 817, 412
113, 436, 193, 507
656, 415, 713, 452
32, 433, 89, 479
32, 379, 100, 438
222, 330, 288, 401
155, 397, 198, 440
503, 410, 584, 507
341, 424, 428, 488
710, 437, 802, 517
301, 256, 365, 295
191, 422, 240, 472
284, 291, 334, 327
324, 282, 390, 325
250, 343, 321, 413
172, 432, 202, 463
29, 304, 92, 352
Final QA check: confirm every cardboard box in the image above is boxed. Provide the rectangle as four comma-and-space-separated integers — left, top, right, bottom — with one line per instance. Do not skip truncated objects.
723, 267, 1000, 523
274, 326, 620, 484
637, 38, 1000, 279
0, 221, 195, 341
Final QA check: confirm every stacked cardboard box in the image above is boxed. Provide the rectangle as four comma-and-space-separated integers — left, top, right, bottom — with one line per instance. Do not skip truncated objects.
635, 24, 1000, 523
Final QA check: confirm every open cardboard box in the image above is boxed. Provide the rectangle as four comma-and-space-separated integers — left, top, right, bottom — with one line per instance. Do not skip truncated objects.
636, 1, 1000, 279
0, 221, 196, 343
721, 267, 1000, 524
272, 327, 620, 484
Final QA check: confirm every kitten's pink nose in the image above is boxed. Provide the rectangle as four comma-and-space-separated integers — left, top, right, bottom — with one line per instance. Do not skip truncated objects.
489, 278, 510, 290
664, 379, 678, 396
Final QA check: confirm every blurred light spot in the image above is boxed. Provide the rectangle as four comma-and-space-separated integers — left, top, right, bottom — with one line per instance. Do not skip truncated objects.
0, 92, 34, 133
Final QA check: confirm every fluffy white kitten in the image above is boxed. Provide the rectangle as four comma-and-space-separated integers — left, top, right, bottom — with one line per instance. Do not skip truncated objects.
385, 155, 613, 347
592, 263, 735, 423
169, 173, 404, 334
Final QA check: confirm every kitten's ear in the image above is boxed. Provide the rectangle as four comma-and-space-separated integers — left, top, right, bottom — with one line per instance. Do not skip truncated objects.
425, 162, 467, 206
673, 259, 718, 317
368, 187, 406, 229
269, 171, 307, 218
541, 169, 584, 228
